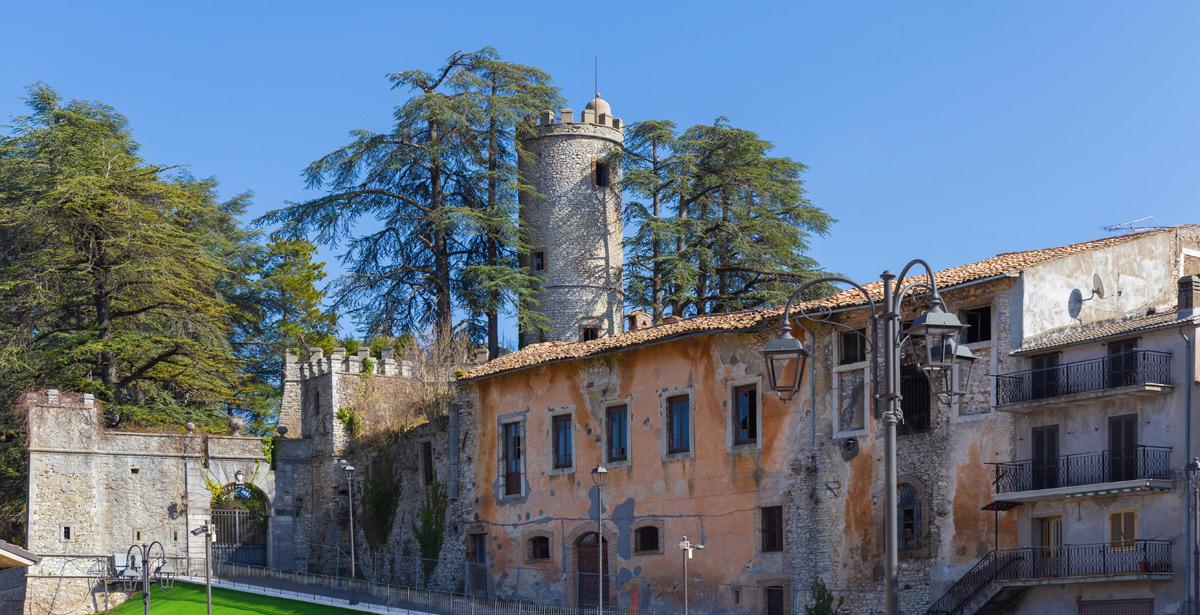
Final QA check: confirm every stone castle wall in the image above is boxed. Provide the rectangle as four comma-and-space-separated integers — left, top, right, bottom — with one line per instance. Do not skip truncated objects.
21, 391, 269, 615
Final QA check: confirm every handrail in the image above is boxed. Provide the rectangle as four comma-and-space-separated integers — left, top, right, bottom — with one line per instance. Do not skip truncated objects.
994, 349, 1172, 405
927, 540, 1171, 614
992, 445, 1173, 494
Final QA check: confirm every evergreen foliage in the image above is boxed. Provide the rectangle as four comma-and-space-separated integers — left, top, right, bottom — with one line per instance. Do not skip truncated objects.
623, 118, 834, 318
805, 577, 844, 614
412, 477, 448, 579
260, 48, 560, 347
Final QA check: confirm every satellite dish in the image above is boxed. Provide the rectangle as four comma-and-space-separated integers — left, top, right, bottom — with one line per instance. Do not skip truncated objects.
1092, 274, 1106, 300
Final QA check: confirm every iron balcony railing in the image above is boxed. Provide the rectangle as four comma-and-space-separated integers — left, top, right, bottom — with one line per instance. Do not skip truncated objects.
993, 445, 1172, 494
927, 540, 1172, 615
994, 349, 1172, 406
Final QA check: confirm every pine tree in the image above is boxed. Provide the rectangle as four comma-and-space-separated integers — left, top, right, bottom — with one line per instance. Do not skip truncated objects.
623, 120, 681, 321
0, 84, 247, 422
261, 49, 561, 347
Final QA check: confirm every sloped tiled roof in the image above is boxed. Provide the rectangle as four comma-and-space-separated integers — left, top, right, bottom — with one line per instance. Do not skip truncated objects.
460, 227, 1185, 381
1014, 309, 1197, 355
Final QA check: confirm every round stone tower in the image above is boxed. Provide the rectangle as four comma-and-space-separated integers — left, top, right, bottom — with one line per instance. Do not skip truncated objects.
518, 93, 624, 347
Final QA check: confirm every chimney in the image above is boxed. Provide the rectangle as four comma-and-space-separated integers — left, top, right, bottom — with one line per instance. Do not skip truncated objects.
626, 310, 652, 332
1180, 275, 1200, 318
469, 348, 490, 365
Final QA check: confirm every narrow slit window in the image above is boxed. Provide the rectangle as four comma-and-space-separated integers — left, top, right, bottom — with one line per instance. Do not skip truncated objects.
422, 441, 435, 485
594, 161, 611, 187
532, 250, 546, 272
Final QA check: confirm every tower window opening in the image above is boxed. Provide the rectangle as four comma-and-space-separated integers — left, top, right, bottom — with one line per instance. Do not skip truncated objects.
532, 250, 546, 272
594, 161, 611, 187
581, 326, 600, 342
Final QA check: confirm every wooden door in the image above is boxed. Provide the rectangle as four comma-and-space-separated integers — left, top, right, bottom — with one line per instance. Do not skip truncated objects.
1032, 425, 1059, 490
1109, 414, 1138, 481
576, 533, 609, 607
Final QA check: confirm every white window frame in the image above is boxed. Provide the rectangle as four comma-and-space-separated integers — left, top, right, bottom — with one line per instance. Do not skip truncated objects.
832, 331, 871, 438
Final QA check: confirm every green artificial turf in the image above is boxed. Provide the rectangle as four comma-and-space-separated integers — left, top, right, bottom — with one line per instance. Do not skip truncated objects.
107, 581, 363, 614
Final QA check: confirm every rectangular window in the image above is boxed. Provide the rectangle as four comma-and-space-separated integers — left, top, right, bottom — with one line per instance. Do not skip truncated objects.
1030, 353, 1060, 399
61, 526, 72, 541
666, 395, 690, 454
581, 326, 600, 342
839, 329, 867, 365
594, 161, 611, 187
532, 250, 546, 272
421, 441, 435, 485
961, 306, 992, 343
606, 405, 628, 462
760, 506, 783, 552
733, 384, 758, 445
1109, 511, 1136, 550
1107, 338, 1140, 388
552, 414, 573, 470
502, 421, 522, 496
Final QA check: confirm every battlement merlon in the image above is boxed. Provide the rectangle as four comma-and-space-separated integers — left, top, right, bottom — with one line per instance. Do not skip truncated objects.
526, 108, 625, 142
288, 346, 408, 379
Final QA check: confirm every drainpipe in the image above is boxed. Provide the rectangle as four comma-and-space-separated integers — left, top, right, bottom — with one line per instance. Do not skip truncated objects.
1181, 325, 1195, 615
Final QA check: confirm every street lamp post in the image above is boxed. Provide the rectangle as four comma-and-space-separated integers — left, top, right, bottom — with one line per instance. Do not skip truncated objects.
678, 536, 703, 615
338, 459, 358, 604
190, 522, 214, 615
1188, 457, 1200, 615
760, 261, 976, 615
125, 540, 170, 615
591, 464, 608, 615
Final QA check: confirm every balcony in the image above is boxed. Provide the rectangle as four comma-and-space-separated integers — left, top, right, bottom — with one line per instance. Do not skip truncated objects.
927, 540, 1172, 614
992, 446, 1173, 502
994, 350, 1173, 412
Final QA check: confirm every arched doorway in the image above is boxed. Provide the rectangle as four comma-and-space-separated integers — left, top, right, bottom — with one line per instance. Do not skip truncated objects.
576, 532, 610, 607
211, 482, 269, 566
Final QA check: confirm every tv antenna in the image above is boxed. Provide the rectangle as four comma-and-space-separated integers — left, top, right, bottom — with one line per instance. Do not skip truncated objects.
1103, 216, 1155, 232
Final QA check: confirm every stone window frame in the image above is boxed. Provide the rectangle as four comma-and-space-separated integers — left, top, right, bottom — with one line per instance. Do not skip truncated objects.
959, 303, 994, 345
497, 411, 527, 501
525, 529, 555, 564
660, 387, 695, 460
531, 249, 547, 273
757, 503, 785, 554
727, 377, 763, 453
758, 580, 791, 614
832, 331, 871, 439
602, 397, 633, 468
631, 519, 665, 555
548, 406, 576, 476
578, 316, 605, 342
59, 525, 74, 543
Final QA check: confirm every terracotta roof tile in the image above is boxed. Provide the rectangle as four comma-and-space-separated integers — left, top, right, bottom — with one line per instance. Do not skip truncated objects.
460, 227, 1184, 381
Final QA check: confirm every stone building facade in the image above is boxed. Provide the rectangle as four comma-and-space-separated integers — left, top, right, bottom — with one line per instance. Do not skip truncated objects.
518, 95, 625, 346
454, 225, 1200, 614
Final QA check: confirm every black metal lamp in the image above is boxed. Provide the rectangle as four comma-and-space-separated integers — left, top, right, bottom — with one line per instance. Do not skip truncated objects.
761, 327, 809, 401
930, 336, 978, 396
905, 300, 968, 377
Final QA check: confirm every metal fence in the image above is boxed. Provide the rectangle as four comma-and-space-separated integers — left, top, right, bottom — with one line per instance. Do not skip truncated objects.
994, 350, 1172, 406
927, 540, 1172, 614
214, 560, 646, 615
992, 445, 1173, 494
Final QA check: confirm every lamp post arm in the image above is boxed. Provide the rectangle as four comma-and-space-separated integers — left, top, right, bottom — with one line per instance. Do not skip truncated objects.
778, 275, 878, 335
894, 259, 941, 300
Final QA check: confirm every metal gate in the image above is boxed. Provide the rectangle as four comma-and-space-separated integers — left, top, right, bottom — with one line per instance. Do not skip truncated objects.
212, 508, 267, 566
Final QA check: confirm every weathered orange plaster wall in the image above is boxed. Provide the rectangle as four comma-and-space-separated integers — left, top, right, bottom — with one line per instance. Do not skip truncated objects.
468, 331, 796, 609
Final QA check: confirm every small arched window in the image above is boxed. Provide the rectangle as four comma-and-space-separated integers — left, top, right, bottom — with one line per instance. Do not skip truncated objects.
528, 535, 551, 561
898, 483, 922, 551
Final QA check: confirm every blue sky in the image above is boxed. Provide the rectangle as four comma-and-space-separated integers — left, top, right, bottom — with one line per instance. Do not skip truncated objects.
3, 2, 1197, 343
